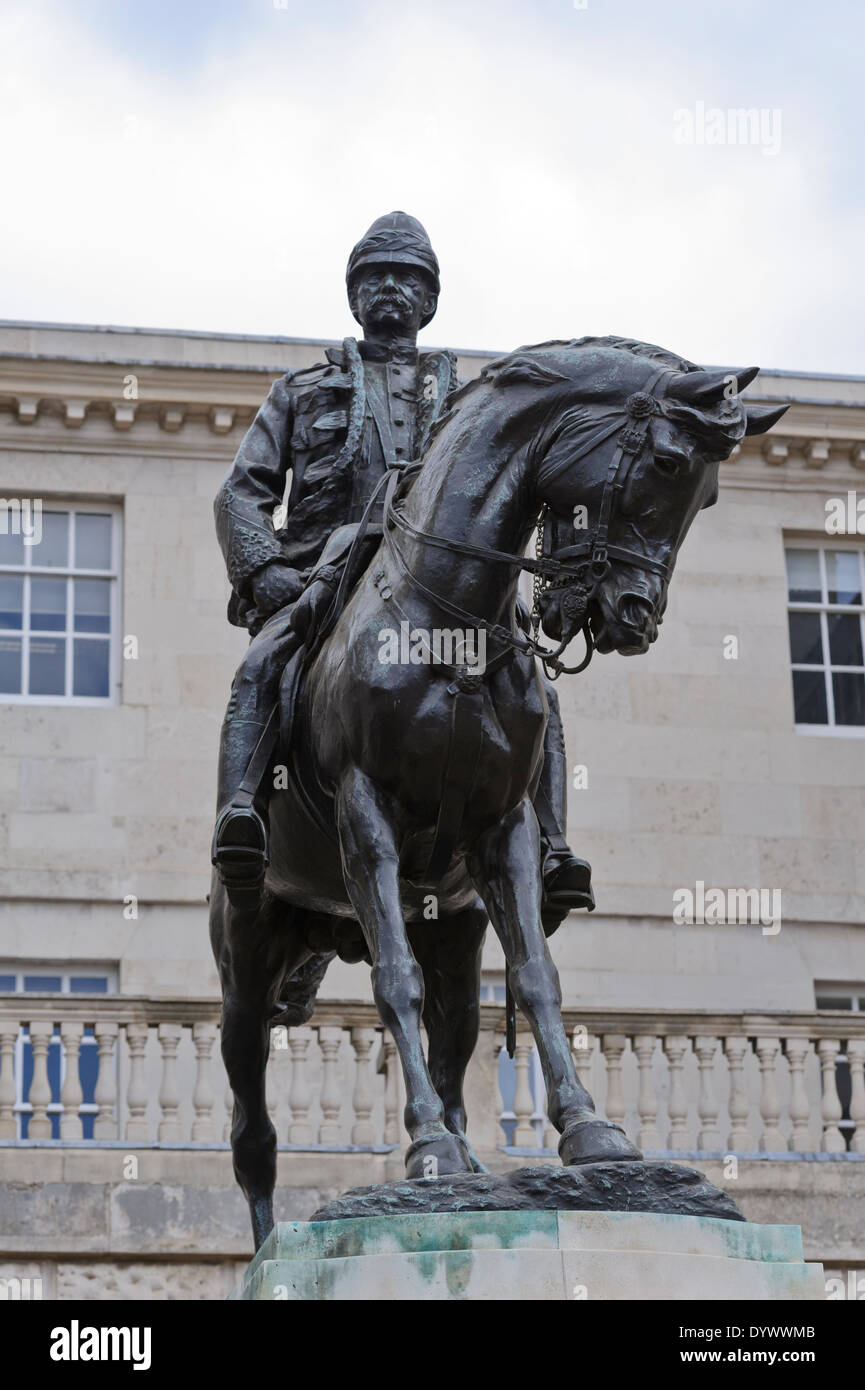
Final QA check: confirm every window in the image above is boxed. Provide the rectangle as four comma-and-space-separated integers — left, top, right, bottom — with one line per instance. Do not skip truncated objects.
785, 544, 865, 731
814, 983, 865, 1151
0, 505, 121, 704
0, 966, 116, 1139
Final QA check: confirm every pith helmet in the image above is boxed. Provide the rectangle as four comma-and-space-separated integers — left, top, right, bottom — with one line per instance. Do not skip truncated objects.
346, 211, 440, 326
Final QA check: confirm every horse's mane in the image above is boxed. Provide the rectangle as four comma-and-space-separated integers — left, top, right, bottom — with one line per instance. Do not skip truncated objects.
429, 335, 742, 459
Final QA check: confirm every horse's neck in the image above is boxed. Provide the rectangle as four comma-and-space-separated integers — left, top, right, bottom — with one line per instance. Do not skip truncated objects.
400, 432, 534, 625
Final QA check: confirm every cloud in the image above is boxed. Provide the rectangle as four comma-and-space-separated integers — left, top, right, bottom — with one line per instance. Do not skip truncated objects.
0, 0, 861, 374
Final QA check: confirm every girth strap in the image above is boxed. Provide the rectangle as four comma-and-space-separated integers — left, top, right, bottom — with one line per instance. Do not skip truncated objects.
424, 676, 485, 882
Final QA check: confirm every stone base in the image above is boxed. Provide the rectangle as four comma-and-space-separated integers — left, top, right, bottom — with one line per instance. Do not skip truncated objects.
231, 1208, 825, 1301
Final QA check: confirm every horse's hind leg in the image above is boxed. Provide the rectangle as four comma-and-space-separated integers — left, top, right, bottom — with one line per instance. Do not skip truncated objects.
336, 767, 473, 1178
469, 798, 642, 1167
410, 901, 488, 1173
210, 878, 312, 1250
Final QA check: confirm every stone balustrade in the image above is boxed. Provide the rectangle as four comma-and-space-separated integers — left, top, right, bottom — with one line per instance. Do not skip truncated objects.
1, 996, 863, 1158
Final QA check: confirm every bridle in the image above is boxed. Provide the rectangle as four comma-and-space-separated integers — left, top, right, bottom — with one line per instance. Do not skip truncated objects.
382, 363, 676, 681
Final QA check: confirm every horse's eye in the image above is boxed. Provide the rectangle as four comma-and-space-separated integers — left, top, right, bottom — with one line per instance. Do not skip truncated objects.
653, 453, 680, 478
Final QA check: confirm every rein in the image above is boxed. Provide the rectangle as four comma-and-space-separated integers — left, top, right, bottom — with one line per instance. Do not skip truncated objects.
382, 364, 675, 680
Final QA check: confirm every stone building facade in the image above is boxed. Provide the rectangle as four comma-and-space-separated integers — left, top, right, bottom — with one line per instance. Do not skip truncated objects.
0, 320, 863, 1300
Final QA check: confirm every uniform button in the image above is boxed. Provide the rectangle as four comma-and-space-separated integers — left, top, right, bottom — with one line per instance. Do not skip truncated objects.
394, 416, 405, 426
393, 368, 401, 376
395, 446, 405, 456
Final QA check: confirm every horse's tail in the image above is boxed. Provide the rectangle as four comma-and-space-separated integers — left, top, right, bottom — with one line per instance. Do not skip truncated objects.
271, 950, 335, 1028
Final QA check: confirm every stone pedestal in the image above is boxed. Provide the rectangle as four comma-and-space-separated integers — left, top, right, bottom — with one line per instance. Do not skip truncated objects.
231, 1209, 825, 1301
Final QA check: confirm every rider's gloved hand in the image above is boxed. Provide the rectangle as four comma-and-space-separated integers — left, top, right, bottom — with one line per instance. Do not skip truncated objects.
289, 568, 338, 640
250, 561, 305, 620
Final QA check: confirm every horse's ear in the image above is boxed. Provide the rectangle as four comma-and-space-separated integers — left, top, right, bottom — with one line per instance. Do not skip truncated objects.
743, 403, 789, 435
488, 355, 570, 388
667, 367, 758, 406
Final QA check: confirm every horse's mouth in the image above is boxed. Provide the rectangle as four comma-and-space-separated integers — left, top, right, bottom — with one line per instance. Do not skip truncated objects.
589, 594, 657, 656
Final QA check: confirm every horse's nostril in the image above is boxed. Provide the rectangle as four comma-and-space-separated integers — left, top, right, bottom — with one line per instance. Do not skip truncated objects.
617, 593, 655, 629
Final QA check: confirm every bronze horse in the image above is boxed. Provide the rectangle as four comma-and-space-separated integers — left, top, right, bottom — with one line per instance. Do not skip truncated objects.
210, 335, 785, 1249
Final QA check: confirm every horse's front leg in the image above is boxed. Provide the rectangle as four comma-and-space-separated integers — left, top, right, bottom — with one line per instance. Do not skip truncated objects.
336, 766, 473, 1178
468, 798, 642, 1166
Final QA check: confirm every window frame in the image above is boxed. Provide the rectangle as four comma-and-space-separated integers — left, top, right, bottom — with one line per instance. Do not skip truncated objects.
785, 538, 865, 738
0, 502, 122, 707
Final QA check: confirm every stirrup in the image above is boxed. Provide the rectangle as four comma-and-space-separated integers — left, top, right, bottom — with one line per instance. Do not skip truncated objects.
211, 805, 269, 906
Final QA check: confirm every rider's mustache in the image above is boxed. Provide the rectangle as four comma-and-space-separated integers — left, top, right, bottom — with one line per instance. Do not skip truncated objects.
370, 291, 411, 311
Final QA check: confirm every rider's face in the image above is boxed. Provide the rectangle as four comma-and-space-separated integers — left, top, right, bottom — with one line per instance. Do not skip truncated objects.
350, 264, 437, 337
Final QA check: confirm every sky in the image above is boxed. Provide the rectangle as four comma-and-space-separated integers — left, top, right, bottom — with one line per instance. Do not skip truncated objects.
0, 0, 862, 373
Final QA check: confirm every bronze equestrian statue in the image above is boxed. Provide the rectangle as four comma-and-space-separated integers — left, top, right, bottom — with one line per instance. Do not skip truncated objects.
209, 212, 787, 1249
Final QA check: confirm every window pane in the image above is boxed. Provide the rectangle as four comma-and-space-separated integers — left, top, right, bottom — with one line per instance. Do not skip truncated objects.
28, 635, 66, 695
74, 578, 110, 633
0, 527, 24, 566
0, 975, 16, 991
30, 576, 67, 632
0, 575, 23, 629
826, 550, 862, 606
0, 636, 22, 693
832, 672, 865, 726
785, 548, 821, 603
792, 669, 828, 723
788, 612, 823, 665
24, 975, 62, 991
73, 638, 110, 697
827, 613, 864, 667
74, 514, 112, 570
816, 995, 853, 1010
69, 976, 109, 993
31, 512, 69, 568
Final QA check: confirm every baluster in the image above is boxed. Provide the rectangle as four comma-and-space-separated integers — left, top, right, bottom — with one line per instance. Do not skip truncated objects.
223, 1069, 233, 1143
0, 1022, 18, 1138
317, 1026, 343, 1143
59, 1022, 84, 1139
350, 1026, 377, 1145
601, 1034, 628, 1130
846, 1039, 865, 1155
93, 1021, 119, 1139
157, 1023, 182, 1141
664, 1036, 691, 1149
571, 1026, 595, 1090
755, 1036, 785, 1151
381, 1034, 401, 1144
724, 1034, 754, 1150
695, 1035, 722, 1149
265, 1033, 279, 1134
125, 1023, 150, 1142
513, 1034, 537, 1146
192, 1021, 217, 1141
27, 1022, 54, 1138
785, 1037, 813, 1151
288, 1027, 313, 1144
633, 1034, 661, 1150
816, 1039, 846, 1153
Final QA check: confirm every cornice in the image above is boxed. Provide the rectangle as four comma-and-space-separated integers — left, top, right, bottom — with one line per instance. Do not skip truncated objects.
0, 353, 863, 483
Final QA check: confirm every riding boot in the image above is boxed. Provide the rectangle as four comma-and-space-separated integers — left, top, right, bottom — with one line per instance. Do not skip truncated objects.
535, 683, 595, 933
212, 683, 277, 911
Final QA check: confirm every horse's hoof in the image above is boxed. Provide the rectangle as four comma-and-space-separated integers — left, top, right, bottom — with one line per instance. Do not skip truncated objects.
558, 1116, 642, 1166
405, 1131, 473, 1180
